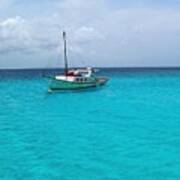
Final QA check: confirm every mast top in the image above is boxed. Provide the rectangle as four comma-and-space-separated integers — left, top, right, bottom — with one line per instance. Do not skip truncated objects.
63, 31, 66, 40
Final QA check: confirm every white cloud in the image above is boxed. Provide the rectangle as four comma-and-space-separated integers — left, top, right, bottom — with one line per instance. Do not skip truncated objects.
72, 26, 104, 43
0, 16, 31, 54
1, 0, 180, 68
0, 16, 29, 39
0, 16, 58, 54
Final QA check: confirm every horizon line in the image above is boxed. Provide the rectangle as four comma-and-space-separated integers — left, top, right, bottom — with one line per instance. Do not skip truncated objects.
1, 66, 180, 71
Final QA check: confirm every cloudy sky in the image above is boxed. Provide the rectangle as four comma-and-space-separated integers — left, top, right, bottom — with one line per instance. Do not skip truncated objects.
0, 0, 180, 68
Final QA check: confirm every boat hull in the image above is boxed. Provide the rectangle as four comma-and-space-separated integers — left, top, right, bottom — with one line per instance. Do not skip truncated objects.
48, 77, 108, 91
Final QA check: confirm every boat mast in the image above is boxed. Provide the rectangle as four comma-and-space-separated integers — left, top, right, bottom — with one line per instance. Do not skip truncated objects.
63, 31, 68, 76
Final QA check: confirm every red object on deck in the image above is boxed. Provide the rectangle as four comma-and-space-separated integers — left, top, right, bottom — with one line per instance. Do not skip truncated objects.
67, 72, 75, 76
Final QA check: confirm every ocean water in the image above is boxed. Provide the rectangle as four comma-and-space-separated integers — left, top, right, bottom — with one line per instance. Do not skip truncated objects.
0, 68, 180, 180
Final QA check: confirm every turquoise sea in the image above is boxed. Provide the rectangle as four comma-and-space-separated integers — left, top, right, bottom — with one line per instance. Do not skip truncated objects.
0, 68, 180, 180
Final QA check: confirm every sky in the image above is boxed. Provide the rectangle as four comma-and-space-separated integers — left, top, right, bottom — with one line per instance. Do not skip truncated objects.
0, 0, 180, 68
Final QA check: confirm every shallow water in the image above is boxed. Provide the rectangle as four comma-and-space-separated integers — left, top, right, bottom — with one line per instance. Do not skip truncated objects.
0, 68, 180, 180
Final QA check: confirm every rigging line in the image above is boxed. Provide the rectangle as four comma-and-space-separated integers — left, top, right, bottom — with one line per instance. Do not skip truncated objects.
78, 57, 87, 67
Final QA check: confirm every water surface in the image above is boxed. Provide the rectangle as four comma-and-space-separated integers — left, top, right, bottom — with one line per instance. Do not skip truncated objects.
0, 68, 180, 180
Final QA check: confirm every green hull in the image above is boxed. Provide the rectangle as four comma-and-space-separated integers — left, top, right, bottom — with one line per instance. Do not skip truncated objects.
49, 77, 108, 91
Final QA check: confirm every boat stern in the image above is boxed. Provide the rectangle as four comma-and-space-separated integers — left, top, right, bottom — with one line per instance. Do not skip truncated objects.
96, 76, 109, 86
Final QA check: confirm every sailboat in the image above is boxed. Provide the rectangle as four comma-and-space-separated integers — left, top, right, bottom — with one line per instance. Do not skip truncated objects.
48, 31, 109, 91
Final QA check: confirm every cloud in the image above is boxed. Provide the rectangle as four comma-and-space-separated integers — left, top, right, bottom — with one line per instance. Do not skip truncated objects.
0, 16, 29, 39
0, 16, 58, 54
0, 16, 32, 54
0, 0, 180, 68
72, 26, 104, 44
